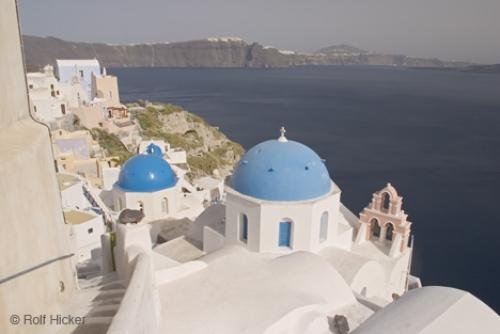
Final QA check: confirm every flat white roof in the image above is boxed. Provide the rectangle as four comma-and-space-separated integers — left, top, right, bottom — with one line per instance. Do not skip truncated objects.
157, 247, 359, 333
56, 59, 100, 67
353, 286, 500, 334
63, 210, 96, 225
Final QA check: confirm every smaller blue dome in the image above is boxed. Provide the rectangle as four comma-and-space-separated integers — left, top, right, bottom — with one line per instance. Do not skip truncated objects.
117, 154, 177, 192
146, 143, 163, 157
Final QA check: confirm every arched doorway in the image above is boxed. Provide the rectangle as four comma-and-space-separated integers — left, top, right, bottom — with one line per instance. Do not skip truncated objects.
279, 219, 292, 248
320, 211, 328, 243
240, 213, 248, 243
371, 218, 381, 239
161, 197, 169, 214
386, 223, 394, 241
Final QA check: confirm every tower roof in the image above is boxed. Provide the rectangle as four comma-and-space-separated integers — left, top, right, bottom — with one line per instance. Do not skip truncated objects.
116, 153, 177, 192
230, 128, 331, 201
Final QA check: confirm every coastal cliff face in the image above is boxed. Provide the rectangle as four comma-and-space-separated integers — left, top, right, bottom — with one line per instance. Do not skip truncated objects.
22, 35, 470, 70
23, 36, 299, 69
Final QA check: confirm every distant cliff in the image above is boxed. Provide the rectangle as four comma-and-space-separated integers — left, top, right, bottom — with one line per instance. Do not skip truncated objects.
313, 44, 471, 68
22, 35, 471, 70
461, 64, 500, 73
22, 36, 303, 70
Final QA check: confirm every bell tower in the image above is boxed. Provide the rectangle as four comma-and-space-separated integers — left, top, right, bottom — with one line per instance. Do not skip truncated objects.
356, 183, 412, 257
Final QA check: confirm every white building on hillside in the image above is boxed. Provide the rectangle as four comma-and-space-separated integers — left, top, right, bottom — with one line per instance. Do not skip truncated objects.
56, 59, 101, 98
112, 144, 181, 221
138, 139, 188, 166
26, 65, 68, 123
65, 209, 105, 263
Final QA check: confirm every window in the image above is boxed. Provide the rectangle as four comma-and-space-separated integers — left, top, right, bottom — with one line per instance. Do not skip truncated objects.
28, 84, 33, 89
386, 223, 394, 241
33, 106, 37, 113
79, 70, 84, 78
320, 212, 329, 242
60, 104, 66, 115
371, 218, 381, 238
138, 201, 144, 212
279, 219, 292, 248
88, 228, 93, 234
240, 214, 248, 243
162, 197, 169, 214
382, 192, 391, 212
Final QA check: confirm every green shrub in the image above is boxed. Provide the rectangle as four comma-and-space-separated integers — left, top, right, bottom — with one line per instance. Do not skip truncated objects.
90, 128, 132, 164
187, 153, 221, 175
158, 103, 183, 115
187, 113, 205, 124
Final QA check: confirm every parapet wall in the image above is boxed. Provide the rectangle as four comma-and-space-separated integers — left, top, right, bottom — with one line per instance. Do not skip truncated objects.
107, 252, 160, 334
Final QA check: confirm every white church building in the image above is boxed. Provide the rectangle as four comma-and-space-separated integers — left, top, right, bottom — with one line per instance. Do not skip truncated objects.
198, 128, 414, 300
113, 143, 180, 221
101, 129, 499, 334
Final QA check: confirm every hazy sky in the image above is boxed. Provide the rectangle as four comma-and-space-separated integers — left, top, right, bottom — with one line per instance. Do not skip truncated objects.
17, 0, 500, 64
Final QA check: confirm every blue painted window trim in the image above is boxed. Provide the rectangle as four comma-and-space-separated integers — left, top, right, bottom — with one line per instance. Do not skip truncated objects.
279, 220, 292, 247
240, 214, 248, 243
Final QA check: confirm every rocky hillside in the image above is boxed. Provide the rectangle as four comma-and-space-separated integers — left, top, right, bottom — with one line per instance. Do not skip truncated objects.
129, 102, 244, 179
22, 35, 471, 70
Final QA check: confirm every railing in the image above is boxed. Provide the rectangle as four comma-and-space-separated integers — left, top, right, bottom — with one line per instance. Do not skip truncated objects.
0, 253, 73, 285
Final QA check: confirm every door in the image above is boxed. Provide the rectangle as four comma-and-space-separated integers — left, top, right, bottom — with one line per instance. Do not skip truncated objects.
279, 221, 291, 247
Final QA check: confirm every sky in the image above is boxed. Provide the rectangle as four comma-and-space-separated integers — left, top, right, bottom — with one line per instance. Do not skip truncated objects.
17, 0, 500, 64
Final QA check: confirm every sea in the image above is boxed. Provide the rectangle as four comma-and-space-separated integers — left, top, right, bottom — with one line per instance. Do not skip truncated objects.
109, 65, 500, 311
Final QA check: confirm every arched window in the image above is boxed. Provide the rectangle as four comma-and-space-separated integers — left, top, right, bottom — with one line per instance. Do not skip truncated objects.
382, 192, 391, 212
138, 201, 144, 213
279, 219, 292, 248
386, 223, 394, 241
320, 211, 328, 243
371, 218, 381, 238
240, 214, 248, 243
161, 197, 169, 214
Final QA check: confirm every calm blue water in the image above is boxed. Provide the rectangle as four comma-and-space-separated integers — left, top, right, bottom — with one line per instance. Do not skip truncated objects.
110, 66, 500, 311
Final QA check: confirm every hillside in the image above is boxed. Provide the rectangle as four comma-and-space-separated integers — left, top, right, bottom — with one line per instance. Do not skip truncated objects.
129, 102, 244, 179
22, 35, 471, 70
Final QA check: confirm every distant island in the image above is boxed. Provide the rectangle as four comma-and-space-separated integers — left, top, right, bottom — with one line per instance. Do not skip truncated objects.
23, 35, 474, 70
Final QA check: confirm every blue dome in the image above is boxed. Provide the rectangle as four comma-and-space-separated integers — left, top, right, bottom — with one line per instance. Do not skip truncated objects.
231, 139, 331, 201
146, 143, 163, 157
117, 154, 177, 192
